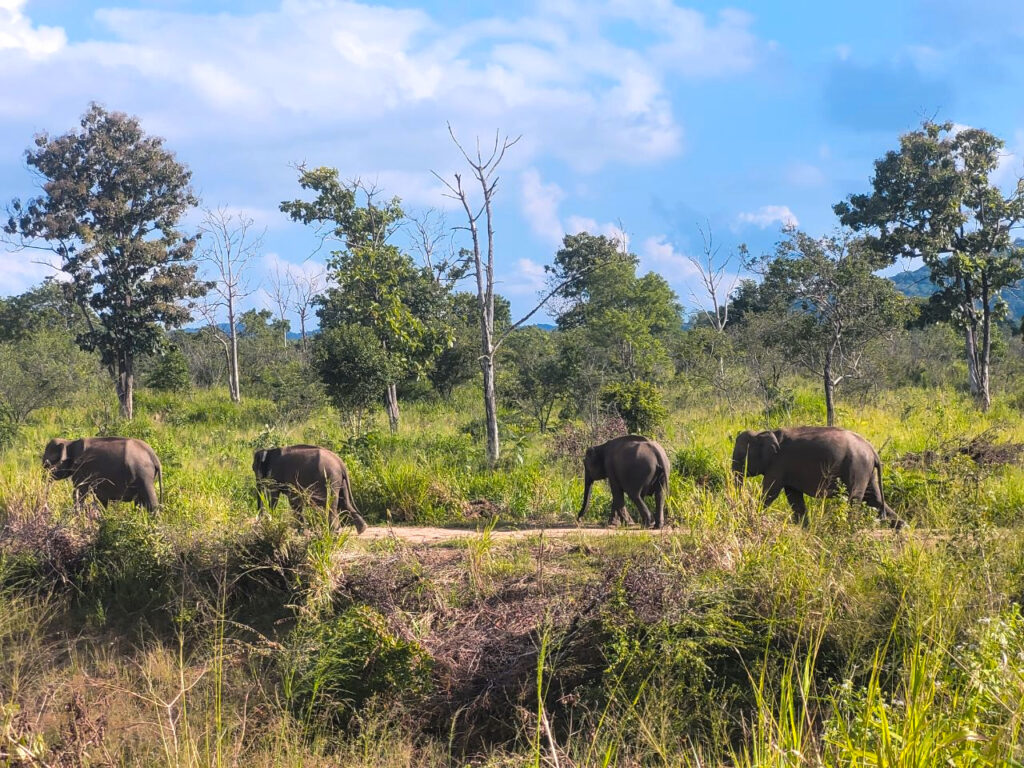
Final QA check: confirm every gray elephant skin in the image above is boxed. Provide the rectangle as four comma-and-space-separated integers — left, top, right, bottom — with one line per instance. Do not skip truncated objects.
577, 435, 671, 528
731, 426, 902, 528
43, 436, 162, 512
252, 444, 367, 534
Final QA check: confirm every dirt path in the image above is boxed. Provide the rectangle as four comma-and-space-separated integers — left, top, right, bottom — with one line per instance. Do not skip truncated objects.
358, 524, 668, 545
356, 524, 938, 546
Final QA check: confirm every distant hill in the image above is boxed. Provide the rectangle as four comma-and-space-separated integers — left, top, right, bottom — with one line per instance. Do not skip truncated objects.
889, 265, 1024, 321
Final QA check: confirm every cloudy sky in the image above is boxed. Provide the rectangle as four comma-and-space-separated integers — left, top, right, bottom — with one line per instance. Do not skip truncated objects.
2, 0, 1024, 323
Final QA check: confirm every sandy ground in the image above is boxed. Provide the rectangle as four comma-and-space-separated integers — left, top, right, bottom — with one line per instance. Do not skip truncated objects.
357, 524, 670, 545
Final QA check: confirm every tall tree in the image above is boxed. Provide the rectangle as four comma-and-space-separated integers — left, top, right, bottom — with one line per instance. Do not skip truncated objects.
835, 121, 1024, 410
4, 103, 205, 419
282, 169, 446, 432
436, 128, 593, 465
196, 206, 263, 403
286, 265, 325, 355
737, 229, 913, 426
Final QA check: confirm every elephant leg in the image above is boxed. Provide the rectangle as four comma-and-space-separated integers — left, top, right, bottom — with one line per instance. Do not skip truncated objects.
627, 491, 655, 528
863, 480, 904, 530
785, 487, 808, 526
761, 479, 783, 510
654, 483, 667, 529
140, 483, 158, 514
609, 484, 632, 526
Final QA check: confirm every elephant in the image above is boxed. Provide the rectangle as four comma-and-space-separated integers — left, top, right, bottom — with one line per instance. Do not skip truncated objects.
577, 435, 671, 528
731, 426, 903, 528
42, 436, 162, 512
252, 444, 367, 534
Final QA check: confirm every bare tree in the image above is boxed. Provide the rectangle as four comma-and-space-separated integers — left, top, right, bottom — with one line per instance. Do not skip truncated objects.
266, 260, 293, 348
196, 207, 263, 402
686, 222, 743, 333
435, 126, 594, 466
286, 265, 325, 354
408, 207, 466, 285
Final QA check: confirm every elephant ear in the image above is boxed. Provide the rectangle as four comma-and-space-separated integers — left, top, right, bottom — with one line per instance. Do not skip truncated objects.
66, 439, 85, 465
252, 450, 268, 478
758, 430, 781, 466
260, 448, 282, 477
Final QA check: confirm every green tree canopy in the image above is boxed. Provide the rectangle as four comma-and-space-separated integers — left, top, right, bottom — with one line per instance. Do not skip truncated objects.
4, 103, 207, 419
835, 121, 1024, 410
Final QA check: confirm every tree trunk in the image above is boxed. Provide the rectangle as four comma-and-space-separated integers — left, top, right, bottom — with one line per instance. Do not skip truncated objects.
963, 324, 986, 408
299, 314, 307, 355
385, 382, 400, 434
117, 352, 134, 420
823, 350, 836, 427
481, 353, 500, 466
227, 300, 241, 403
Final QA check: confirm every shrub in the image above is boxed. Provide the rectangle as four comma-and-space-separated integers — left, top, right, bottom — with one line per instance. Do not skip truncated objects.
674, 444, 728, 490
145, 345, 192, 392
599, 380, 667, 434
283, 606, 433, 731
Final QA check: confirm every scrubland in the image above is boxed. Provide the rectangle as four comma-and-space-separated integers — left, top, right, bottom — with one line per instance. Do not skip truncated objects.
2, 384, 1024, 766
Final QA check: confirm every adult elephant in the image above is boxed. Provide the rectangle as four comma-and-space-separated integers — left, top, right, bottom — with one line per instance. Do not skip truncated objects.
252, 444, 367, 534
43, 436, 162, 512
577, 435, 670, 528
731, 426, 903, 528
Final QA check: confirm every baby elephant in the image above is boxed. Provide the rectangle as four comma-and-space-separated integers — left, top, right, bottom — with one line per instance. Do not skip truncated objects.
732, 426, 903, 528
43, 436, 163, 512
252, 444, 367, 534
578, 435, 671, 528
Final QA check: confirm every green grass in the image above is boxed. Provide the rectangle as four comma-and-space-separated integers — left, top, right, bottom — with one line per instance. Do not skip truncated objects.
1, 382, 1024, 765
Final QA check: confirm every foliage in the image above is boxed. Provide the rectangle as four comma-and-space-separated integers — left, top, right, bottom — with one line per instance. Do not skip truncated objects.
0, 281, 89, 343
500, 326, 571, 431
4, 103, 207, 419
599, 379, 667, 434
428, 292, 510, 398
0, 329, 100, 445
145, 345, 192, 393
314, 324, 396, 423
836, 120, 1024, 410
734, 229, 914, 425
283, 606, 432, 731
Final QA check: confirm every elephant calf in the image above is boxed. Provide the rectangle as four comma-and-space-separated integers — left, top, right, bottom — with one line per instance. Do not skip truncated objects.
578, 435, 671, 528
732, 426, 903, 528
43, 436, 162, 512
252, 444, 367, 534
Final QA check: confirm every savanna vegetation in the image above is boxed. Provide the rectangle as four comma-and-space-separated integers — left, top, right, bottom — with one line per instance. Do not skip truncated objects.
2, 107, 1024, 765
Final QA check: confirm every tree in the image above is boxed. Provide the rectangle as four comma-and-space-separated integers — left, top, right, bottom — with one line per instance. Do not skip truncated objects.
4, 103, 206, 419
500, 327, 570, 431
196, 206, 263, 403
0, 329, 100, 446
546, 232, 682, 418
0, 280, 88, 342
436, 129, 603, 465
835, 121, 1024, 410
286, 265, 325, 354
313, 324, 396, 432
282, 169, 448, 432
266, 261, 293, 348
145, 344, 192, 393
737, 229, 913, 426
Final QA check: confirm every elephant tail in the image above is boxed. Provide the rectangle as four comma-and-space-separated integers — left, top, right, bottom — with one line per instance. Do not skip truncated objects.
156, 461, 163, 508
341, 477, 368, 535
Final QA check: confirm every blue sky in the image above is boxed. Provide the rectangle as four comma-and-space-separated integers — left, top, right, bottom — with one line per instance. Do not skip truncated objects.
2, 0, 1024, 325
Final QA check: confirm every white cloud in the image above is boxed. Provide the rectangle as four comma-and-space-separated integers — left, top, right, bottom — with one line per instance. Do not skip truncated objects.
0, 247, 64, 295
0, 0, 65, 58
502, 257, 548, 296
737, 205, 799, 229
640, 235, 698, 275
520, 169, 566, 246
565, 216, 629, 250
0, 0, 768, 175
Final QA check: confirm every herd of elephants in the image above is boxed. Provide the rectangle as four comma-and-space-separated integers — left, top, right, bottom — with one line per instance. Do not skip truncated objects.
40, 425, 905, 532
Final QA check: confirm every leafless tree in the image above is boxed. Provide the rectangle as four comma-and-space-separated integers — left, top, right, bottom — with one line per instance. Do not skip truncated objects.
686, 222, 743, 333
286, 265, 325, 354
408, 207, 466, 285
435, 126, 594, 466
196, 207, 263, 402
266, 260, 293, 348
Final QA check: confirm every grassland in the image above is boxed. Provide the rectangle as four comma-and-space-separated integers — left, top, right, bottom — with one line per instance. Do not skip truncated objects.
1, 383, 1024, 766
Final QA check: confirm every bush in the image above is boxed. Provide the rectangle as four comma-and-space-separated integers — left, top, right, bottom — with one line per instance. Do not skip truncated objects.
599, 380, 667, 434
283, 606, 433, 731
145, 345, 192, 392
674, 444, 728, 490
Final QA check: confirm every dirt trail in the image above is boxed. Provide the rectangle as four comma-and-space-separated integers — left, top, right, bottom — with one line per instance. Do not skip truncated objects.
356, 524, 938, 545
358, 524, 666, 545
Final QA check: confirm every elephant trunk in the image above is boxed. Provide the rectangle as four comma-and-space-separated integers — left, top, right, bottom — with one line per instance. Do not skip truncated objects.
577, 475, 594, 521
